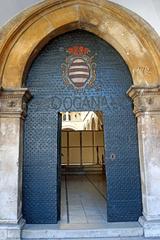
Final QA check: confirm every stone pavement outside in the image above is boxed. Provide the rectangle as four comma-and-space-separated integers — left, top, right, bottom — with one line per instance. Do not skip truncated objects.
22, 237, 160, 240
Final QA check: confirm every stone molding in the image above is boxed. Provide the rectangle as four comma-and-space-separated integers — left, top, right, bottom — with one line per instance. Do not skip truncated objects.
127, 86, 160, 117
0, 88, 32, 118
139, 216, 160, 237
0, 218, 25, 240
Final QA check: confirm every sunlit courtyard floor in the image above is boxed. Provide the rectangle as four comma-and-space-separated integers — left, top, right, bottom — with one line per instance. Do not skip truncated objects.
61, 174, 107, 224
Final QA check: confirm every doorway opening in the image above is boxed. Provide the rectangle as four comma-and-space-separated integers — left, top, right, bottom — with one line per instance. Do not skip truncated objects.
60, 111, 107, 224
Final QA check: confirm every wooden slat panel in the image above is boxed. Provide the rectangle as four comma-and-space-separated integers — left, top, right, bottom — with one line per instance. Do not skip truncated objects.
69, 132, 80, 146
61, 148, 67, 165
61, 132, 67, 147
82, 147, 93, 164
69, 147, 81, 165
62, 130, 104, 165
82, 131, 92, 146
94, 131, 104, 146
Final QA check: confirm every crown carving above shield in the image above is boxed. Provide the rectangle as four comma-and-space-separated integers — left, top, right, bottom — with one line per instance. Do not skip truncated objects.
61, 45, 96, 89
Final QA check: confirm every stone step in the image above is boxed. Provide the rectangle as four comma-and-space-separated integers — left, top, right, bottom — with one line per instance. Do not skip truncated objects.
22, 238, 154, 240
22, 222, 143, 239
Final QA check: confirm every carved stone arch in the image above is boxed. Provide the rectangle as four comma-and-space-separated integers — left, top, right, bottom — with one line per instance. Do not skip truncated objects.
0, 0, 160, 88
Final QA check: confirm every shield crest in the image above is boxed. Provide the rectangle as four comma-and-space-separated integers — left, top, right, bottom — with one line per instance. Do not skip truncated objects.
62, 46, 96, 89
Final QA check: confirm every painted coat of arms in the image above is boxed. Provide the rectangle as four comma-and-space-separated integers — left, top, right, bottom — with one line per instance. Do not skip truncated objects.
61, 46, 96, 89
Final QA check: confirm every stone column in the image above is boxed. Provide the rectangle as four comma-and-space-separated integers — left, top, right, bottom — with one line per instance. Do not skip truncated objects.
128, 86, 160, 237
0, 88, 31, 240
66, 112, 69, 121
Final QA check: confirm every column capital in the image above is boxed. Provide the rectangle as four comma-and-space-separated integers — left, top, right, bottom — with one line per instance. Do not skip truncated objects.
127, 85, 160, 117
0, 88, 32, 118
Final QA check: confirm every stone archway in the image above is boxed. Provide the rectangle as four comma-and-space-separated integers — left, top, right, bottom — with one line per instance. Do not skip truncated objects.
0, 0, 160, 239
0, 0, 160, 88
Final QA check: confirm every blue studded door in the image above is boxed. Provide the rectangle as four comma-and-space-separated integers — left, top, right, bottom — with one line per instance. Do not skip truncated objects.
57, 113, 62, 221
23, 30, 142, 224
